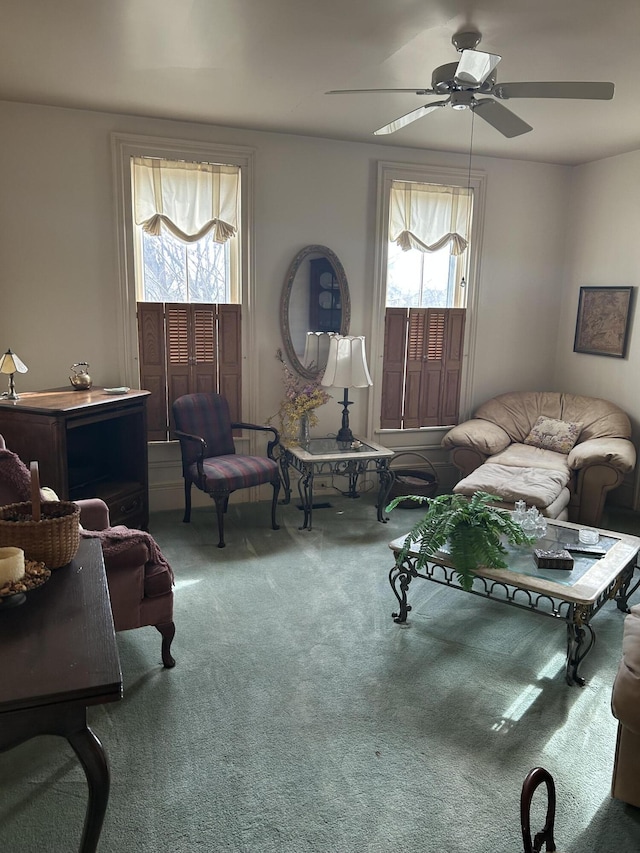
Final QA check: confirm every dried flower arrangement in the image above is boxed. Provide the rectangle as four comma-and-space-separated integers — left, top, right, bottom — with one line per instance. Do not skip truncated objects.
268, 349, 330, 445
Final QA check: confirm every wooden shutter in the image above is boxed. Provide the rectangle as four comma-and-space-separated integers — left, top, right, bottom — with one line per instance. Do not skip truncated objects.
191, 305, 217, 394
166, 304, 192, 428
218, 304, 242, 423
419, 308, 466, 427
137, 302, 169, 442
403, 309, 428, 428
417, 309, 446, 427
439, 308, 465, 426
138, 302, 242, 440
380, 306, 466, 430
380, 308, 407, 429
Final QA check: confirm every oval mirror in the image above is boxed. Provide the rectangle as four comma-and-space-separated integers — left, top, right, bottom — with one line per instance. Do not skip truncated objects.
280, 244, 351, 380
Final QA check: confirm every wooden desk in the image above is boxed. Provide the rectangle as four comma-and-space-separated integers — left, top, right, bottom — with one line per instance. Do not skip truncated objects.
0, 387, 150, 529
0, 538, 123, 852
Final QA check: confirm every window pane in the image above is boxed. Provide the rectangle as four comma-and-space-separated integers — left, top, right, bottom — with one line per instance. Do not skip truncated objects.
386, 241, 454, 308
141, 229, 187, 302
386, 242, 422, 307
140, 228, 231, 303
186, 235, 230, 303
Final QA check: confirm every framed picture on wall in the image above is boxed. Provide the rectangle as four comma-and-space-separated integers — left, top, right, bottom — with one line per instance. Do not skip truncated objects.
573, 286, 634, 358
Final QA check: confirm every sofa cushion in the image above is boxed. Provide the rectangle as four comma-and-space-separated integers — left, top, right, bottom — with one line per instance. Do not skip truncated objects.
481, 487, 571, 520
491, 443, 571, 474
560, 394, 632, 441
441, 418, 511, 455
523, 416, 583, 454
453, 462, 570, 510
612, 605, 640, 734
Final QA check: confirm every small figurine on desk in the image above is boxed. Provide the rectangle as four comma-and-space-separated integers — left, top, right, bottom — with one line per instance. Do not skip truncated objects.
69, 362, 92, 390
351, 439, 363, 450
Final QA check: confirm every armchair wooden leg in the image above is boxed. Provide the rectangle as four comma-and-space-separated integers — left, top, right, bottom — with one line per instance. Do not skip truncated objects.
183, 480, 192, 524
271, 479, 281, 531
157, 622, 176, 668
213, 495, 227, 548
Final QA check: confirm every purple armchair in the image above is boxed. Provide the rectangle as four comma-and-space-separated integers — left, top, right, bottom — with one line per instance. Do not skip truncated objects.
172, 392, 281, 548
0, 435, 175, 668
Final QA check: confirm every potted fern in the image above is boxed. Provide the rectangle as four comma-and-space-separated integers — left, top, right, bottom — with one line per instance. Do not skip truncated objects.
386, 490, 534, 591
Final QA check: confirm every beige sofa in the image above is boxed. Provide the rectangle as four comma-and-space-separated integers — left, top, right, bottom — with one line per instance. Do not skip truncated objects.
442, 391, 636, 527
611, 605, 640, 808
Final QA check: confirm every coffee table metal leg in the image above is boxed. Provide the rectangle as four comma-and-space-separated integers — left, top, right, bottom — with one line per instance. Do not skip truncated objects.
389, 561, 413, 623
615, 562, 640, 612
565, 618, 595, 687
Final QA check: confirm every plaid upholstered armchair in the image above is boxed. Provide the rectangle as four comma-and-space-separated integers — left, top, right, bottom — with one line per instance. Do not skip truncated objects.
172, 393, 281, 548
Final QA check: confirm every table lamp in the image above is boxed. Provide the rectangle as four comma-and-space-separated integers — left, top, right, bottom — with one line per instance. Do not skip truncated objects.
0, 348, 28, 401
321, 335, 372, 444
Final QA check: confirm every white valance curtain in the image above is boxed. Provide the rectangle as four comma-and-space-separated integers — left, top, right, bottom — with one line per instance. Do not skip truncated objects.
132, 156, 240, 243
389, 181, 472, 255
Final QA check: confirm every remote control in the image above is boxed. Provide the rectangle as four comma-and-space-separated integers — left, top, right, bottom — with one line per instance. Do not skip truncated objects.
562, 543, 607, 556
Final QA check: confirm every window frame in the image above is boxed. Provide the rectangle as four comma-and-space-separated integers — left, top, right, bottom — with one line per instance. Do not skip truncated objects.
111, 133, 256, 424
368, 161, 486, 437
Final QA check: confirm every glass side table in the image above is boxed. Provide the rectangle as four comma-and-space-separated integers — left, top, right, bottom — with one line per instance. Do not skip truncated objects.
279, 436, 395, 530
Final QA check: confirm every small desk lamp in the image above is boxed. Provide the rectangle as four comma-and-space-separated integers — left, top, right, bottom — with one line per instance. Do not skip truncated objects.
0, 348, 28, 400
321, 335, 372, 444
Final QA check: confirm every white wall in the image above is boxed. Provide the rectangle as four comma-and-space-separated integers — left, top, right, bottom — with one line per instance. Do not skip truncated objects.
556, 150, 640, 413
0, 100, 572, 508
555, 149, 640, 506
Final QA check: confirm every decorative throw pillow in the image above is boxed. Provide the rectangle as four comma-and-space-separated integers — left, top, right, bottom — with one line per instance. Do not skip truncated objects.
523, 416, 583, 454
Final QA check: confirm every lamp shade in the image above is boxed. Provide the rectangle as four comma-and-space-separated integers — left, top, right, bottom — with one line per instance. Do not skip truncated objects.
0, 349, 28, 375
321, 335, 372, 389
302, 331, 333, 370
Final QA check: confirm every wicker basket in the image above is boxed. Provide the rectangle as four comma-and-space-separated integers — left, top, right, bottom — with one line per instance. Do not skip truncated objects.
0, 461, 80, 568
389, 452, 439, 509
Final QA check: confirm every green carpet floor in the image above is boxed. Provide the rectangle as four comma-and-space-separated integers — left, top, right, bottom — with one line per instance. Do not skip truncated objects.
1, 492, 640, 852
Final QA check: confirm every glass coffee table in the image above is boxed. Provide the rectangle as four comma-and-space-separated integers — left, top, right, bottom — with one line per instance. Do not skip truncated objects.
388, 518, 640, 686
280, 437, 394, 530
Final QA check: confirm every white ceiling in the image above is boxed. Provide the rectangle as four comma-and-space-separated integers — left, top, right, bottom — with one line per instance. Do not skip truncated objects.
2, 0, 640, 166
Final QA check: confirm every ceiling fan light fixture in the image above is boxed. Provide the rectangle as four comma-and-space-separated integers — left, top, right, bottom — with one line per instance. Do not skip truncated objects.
455, 50, 501, 88
451, 92, 473, 111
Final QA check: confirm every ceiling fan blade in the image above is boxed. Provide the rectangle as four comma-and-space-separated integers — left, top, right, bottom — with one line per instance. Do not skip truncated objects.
494, 81, 614, 100
455, 49, 501, 87
472, 99, 533, 138
326, 87, 434, 95
373, 100, 449, 135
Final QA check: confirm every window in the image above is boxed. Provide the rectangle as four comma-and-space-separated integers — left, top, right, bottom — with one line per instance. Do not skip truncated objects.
372, 164, 485, 433
381, 180, 471, 430
112, 136, 255, 444
132, 155, 242, 440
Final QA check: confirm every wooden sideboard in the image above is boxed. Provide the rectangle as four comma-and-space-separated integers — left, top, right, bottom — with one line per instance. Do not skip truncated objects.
0, 388, 150, 529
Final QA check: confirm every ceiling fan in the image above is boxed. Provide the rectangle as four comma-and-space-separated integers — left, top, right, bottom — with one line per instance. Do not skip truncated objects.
326, 30, 614, 138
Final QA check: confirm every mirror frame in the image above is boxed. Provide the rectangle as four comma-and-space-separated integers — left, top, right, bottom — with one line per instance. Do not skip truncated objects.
280, 244, 351, 380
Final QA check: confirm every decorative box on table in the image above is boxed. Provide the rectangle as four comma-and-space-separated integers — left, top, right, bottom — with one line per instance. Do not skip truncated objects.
533, 548, 574, 570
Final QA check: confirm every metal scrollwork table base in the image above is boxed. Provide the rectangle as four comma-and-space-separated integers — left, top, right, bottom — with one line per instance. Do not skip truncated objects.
279, 436, 395, 531
388, 519, 640, 687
